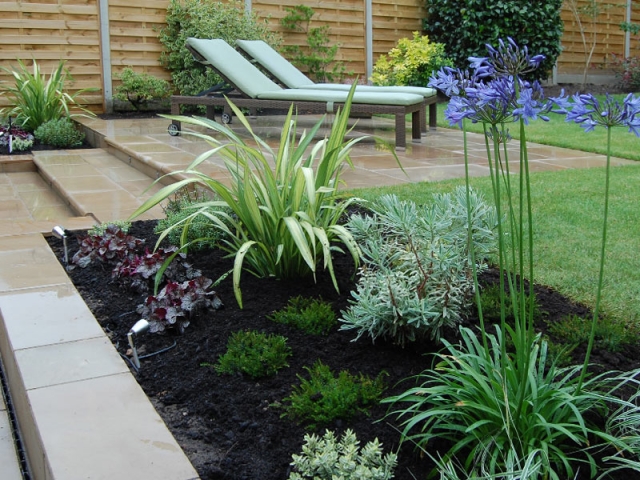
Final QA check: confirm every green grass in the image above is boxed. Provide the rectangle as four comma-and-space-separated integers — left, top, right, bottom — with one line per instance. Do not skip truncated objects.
348, 164, 640, 323
435, 94, 640, 161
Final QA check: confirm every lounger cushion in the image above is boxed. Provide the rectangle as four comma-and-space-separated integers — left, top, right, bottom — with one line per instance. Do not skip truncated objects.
236, 39, 437, 99
187, 38, 281, 98
187, 38, 424, 106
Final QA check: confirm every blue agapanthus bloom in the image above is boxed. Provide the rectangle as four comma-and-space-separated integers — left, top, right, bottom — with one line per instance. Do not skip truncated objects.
551, 92, 640, 137
429, 37, 552, 129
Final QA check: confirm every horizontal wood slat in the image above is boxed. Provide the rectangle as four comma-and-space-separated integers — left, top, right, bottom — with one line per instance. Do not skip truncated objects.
0, 0, 636, 114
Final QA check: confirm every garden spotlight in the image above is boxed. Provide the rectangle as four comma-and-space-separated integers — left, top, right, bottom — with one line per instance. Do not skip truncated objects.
127, 319, 150, 370
51, 225, 68, 265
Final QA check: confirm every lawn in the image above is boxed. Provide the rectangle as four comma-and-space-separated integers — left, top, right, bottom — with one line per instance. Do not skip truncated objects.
435, 94, 640, 161
348, 164, 640, 324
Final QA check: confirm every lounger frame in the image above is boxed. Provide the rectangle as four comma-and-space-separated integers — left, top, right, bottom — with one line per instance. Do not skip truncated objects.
168, 44, 424, 149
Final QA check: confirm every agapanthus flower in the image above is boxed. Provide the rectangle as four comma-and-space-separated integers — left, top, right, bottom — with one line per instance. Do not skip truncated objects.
551, 92, 640, 136
484, 37, 546, 77
428, 38, 551, 129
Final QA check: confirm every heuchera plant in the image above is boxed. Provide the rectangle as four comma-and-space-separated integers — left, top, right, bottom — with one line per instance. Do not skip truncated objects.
137, 276, 223, 333
112, 246, 201, 293
72, 224, 145, 268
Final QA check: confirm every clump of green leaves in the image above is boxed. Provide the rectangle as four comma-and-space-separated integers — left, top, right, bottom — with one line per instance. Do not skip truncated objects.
288, 429, 397, 480
548, 314, 640, 353
340, 188, 497, 346
114, 67, 172, 111
88, 220, 131, 236
283, 360, 386, 429
370, 32, 453, 87
269, 296, 336, 335
479, 283, 543, 326
215, 330, 292, 379
280, 5, 347, 82
131, 92, 363, 309
155, 188, 229, 251
0, 59, 95, 132
159, 0, 279, 97
34, 117, 85, 148
423, 0, 563, 80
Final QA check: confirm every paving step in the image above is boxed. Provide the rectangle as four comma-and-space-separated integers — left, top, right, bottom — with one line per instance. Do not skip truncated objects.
32, 148, 166, 224
0, 233, 201, 480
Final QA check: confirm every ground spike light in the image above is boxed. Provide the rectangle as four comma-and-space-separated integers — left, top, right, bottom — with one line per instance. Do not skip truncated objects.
128, 319, 150, 370
51, 225, 68, 264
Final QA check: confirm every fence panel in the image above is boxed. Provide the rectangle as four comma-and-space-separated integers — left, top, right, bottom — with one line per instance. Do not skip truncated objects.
2, 0, 637, 114
0, 0, 103, 110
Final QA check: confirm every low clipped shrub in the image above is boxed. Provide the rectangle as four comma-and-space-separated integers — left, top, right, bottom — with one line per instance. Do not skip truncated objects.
215, 330, 292, 379
282, 360, 386, 429
288, 429, 397, 480
340, 187, 498, 346
114, 67, 172, 111
268, 296, 336, 335
370, 32, 453, 87
34, 117, 85, 148
155, 189, 229, 252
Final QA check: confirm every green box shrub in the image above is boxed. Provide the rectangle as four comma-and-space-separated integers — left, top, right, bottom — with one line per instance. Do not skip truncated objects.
215, 330, 292, 379
268, 296, 336, 335
282, 360, 386, 429
34, 117, 85, 148
114, 67, 172, 111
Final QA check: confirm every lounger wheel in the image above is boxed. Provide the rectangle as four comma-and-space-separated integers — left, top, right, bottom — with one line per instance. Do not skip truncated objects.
168, 123, 181, 136
221, 112, 232, 124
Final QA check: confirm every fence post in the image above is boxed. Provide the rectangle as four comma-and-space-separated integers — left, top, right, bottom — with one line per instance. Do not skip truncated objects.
98, 0, 113, 113
365, 0, 373, 84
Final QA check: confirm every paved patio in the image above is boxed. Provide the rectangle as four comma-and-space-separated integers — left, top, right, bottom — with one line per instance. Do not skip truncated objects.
0, 113, 637, 479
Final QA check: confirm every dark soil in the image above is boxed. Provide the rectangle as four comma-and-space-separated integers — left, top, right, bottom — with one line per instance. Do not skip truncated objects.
45, 220, 640, 480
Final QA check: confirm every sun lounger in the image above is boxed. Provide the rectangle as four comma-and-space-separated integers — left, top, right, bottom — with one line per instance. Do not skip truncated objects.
235, 39, 438, 134
169, 38, 426, 149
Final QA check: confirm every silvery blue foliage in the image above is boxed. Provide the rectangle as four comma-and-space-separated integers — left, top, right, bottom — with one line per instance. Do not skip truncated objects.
340, 187, 498, 346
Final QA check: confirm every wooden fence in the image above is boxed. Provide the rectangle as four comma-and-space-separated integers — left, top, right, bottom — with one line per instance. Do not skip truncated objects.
558, 0, 640, 79
0, 0, 637, 114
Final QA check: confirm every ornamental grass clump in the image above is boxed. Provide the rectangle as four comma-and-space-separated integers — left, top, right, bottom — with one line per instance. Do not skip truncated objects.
0, 59, 94, 132
385, 37, 640, 479
340, 188, 497, 346
131, 87, 368, 308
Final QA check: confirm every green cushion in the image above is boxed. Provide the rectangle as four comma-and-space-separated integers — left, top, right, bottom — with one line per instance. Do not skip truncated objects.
236, 39, 315, 89
187, 38, 424, 106
187, 38, 281, 98
236, 39, 437, 98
